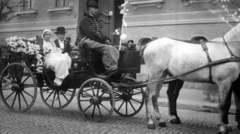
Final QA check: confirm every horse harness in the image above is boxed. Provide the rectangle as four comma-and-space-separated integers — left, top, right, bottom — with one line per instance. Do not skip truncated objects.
200, 37, 238, 83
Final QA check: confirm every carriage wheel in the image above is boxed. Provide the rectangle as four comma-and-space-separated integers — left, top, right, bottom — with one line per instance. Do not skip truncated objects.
77, 78, 115, 122
40, 87, 76, 110
113, 77, 144, 117
0, 63, 37, 112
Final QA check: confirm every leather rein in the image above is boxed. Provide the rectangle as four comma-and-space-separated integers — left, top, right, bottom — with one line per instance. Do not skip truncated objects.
200, 37, 239, 83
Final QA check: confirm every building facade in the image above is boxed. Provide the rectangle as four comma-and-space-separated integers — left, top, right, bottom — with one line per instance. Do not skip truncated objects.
0, 0, 123, 45
123, 0, 240, 47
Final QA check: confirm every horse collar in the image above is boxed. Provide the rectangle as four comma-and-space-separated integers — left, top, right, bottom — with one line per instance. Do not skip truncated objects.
222, 37, 238, 58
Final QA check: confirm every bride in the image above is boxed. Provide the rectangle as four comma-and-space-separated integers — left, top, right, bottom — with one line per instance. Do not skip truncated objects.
40, 29, 71, 85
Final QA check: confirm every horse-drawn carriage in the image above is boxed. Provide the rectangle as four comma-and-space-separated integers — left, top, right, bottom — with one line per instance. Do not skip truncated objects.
0, 36, 144, 122
1, 25, 240, 133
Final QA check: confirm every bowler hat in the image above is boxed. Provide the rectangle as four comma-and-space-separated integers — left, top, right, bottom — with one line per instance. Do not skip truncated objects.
86, 0, 99, 8
55, 26, 67, 34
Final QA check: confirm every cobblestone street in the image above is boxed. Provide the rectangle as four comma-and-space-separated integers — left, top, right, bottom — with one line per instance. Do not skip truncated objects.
0, 91, 240, 134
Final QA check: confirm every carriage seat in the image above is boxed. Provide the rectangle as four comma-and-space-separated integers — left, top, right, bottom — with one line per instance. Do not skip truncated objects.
77, 43, 105, 73
79, 44, 102, 63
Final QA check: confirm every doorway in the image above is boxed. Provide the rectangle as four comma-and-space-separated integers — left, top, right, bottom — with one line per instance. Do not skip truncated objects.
77, 0, 124, 44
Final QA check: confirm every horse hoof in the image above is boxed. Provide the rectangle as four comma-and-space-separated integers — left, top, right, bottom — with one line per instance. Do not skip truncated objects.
147, 124, 156, 129
159, 122, 167, 127
225, 126, 233, 132
170, 118, 182, 124
217, 131, 229, 134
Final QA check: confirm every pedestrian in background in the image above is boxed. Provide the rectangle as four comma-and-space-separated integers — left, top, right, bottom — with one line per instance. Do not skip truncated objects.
126, 40, 136, 50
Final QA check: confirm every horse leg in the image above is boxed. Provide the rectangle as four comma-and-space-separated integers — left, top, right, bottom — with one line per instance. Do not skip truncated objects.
145, 72, 166, 129
217, 83, 232, 134
222, 84, 234, 132
152, 82, 166, 127
167, 79, 184, 124
232, 75, 240, 130
145, 86, 156, 129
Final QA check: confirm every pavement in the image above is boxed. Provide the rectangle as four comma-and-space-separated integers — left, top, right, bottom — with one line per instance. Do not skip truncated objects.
0, 88, 240, 134
157, 85, 237, 114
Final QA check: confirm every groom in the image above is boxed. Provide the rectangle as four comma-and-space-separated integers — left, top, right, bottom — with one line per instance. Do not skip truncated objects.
54, 26, 72, 56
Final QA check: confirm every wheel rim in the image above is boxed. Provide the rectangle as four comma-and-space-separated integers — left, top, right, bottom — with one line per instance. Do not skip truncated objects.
77, 78, 115, 122
40, 87, 76, 110
0, 63, 37, 112
114, 77, 144, 117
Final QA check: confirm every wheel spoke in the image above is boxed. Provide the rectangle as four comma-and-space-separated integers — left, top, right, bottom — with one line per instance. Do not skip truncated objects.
91, 105, 96, 119
2, 87, 12, 90
126, 101, 128, 115
117, 100, 125, 111
82, 90, 93, 97
51, 91, 57, 106
83, 103, 93, 113
23, 84, 35, 88
132, 91, 142, 96
5, 91, 16, 101
114, 92, 121, 96
89, 82, 95, 96
97, 104, 102, 118
80, 99, 90, 101
60, 91, 69, 101
96, 83, 100, 96
115, 99, 121, 102
57, 92, 61, 107
129, 100, 136, 112
21, 74, 30, 84
11, 92, 18, 108
45, 89, 54, 101
22, 90, 34, 98
67, 89, 74, 92
18, 92, 21, 110
101, 97, 113, 101
99, 91, 107, 98
20, 91, 29, 107
99, 103, 110, 112
131, 98, 142, 104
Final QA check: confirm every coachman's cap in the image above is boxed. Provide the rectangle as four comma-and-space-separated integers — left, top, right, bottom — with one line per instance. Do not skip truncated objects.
86, 0, 99, 8
55, 26, 67, 34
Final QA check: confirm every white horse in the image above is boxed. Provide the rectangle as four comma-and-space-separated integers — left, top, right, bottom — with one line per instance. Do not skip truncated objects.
143, 23, 240, 133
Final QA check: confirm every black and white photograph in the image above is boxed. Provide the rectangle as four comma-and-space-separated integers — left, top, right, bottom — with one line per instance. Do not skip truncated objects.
0, 0, 240, 134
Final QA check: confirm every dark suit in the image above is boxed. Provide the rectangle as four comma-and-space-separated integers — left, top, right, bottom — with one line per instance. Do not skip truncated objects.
54, 39, 72, 56
75, 12, 118, 71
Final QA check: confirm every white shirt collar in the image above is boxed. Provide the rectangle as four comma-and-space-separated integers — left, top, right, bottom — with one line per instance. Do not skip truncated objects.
58, 39, 64, 49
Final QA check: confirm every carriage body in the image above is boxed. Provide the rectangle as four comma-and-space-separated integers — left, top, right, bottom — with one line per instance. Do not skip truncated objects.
0, 40, 144, 122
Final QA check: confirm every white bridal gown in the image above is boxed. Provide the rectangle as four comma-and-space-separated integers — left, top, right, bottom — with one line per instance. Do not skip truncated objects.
43, 40, 71, 85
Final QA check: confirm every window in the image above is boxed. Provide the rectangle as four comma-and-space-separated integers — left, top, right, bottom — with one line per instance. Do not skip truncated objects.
48, 0, 72, 16
55, 0, 69, 7
22, 0, 34, 10
15, 0, 37, 18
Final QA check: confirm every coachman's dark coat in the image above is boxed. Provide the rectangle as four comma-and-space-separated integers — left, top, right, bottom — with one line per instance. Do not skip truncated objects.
75, 12, 109, 46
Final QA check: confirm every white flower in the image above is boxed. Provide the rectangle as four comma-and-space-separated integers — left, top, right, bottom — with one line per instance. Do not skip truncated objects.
120, 34, 127, 41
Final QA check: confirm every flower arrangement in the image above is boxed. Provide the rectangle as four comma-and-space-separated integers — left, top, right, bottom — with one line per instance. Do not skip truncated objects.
5, 35, 43, 72
5, 35, 40, 56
